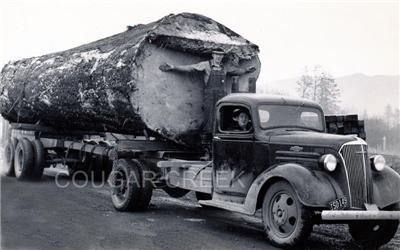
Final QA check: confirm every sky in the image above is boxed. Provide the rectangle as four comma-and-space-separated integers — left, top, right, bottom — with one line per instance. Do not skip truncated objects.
0, 0, 399, 84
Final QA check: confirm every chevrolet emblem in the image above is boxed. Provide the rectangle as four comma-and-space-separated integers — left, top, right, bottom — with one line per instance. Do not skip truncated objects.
290, 146, 303, 152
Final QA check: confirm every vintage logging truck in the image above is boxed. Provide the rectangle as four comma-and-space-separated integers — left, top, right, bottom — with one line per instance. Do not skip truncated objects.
1, 13, 400, 249
2, 93, 400, 248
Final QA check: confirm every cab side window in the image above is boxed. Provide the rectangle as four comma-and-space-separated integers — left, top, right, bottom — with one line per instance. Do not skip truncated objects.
219, 106, 252, 133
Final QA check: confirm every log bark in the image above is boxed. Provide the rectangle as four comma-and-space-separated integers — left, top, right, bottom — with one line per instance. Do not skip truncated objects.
0, 13, 260, 147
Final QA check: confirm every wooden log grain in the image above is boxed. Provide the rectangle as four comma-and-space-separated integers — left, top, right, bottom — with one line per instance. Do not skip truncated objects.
0, 13, 260, 148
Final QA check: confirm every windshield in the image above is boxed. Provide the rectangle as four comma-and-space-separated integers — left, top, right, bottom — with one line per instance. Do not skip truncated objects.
258, 104, 324, 131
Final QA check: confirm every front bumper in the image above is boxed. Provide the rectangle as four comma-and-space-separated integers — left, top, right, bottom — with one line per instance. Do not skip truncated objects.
321, 210, 400, 221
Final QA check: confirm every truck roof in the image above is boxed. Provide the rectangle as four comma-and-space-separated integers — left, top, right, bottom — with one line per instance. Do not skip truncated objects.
218, 93, 323, 110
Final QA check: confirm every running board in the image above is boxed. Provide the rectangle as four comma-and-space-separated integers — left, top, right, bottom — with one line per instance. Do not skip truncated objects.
198, 200, 253, 215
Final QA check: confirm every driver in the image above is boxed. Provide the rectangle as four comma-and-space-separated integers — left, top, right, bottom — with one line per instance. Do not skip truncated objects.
231, 109, 251, 131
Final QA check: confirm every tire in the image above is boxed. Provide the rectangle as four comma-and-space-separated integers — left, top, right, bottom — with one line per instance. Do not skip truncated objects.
134, 159, 154, 210
349, 203, 400, 248
3, 138, 17, 176
262, 180, 313, 248
109, 159, 153, 211
195, 192, 214, 209
31, 139, 45, 180
163, 186, 190, 198
195, 192, 212, 201
14, 138, 34, 180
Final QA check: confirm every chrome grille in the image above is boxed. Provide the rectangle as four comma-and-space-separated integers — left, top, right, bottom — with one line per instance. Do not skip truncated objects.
339, 143, 370, 208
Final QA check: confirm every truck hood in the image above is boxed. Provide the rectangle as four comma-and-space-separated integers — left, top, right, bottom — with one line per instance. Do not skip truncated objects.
266, 130, 358, 151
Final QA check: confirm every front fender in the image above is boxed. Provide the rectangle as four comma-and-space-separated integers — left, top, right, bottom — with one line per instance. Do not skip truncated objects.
243, 163, 344, 214
372, 167, 400, 208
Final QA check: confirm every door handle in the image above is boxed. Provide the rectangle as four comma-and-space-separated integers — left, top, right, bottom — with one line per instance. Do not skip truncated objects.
213, 136, 221, 140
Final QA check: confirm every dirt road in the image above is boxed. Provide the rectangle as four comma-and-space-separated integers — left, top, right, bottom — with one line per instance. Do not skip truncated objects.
1, 169, 399, 250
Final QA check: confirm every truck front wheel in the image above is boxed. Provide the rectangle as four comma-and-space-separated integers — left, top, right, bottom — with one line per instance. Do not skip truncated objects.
348, 203, 400, 248
262, 180, 313, 248
109, 159, 152, 211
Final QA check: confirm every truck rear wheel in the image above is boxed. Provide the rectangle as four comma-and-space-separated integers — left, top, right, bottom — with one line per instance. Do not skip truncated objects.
134, 159, 154, 210
109, 159, 153, 211
262, 180, 313, 248
349, 203, 400, 248
4, 138, 18, 176
14, 138, 34, 180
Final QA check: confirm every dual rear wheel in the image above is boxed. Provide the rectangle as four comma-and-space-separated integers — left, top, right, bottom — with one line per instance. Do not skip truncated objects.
4, 138, 45, 181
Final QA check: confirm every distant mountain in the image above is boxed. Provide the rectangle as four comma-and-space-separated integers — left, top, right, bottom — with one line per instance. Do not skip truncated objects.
259, 73, 399, 116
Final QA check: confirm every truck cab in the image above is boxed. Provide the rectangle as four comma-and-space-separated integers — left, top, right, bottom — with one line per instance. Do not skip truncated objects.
213, 94, 326, 201
157, 93, 400, 248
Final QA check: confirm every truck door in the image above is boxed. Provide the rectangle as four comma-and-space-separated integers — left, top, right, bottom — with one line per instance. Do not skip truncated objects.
212, 104, 256, 197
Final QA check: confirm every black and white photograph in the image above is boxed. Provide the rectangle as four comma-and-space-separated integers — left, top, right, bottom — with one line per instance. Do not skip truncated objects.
0, 0, 399, 249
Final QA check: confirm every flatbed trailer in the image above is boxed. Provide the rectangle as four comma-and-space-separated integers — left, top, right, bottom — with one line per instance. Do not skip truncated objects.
3, 122, 211, 197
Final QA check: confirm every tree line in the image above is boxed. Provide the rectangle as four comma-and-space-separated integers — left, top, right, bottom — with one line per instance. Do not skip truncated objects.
362, 105, 400, 154
295, 65, 399, 155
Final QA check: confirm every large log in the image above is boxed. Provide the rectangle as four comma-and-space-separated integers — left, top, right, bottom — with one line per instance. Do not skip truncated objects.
0, 13, 260, 147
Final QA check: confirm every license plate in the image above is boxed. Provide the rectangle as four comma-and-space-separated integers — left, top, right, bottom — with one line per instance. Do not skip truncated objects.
329, 197, 348, 210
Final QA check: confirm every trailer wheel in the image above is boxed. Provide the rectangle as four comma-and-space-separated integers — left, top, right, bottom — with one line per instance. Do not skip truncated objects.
4, 139, 18, 176
31, 139, 45, 180
14, 138, 34, 180
349, 203, 400, 248
109, 159, 153, 211
262, 180, 313, 248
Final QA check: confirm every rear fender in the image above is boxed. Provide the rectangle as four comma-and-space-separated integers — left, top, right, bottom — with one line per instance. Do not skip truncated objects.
243, 163, 343, 214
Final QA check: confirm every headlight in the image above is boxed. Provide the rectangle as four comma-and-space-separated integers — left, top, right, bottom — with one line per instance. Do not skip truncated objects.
370, 155, 386, 171
320, 154, 337, 172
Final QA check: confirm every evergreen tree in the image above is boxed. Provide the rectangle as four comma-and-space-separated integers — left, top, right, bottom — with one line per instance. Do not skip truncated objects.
394, 108, 400, 127
296, 65, 340, 114
384, 104, 393, 128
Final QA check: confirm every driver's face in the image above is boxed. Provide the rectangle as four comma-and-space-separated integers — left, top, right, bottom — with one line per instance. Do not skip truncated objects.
238, 113, 249, 128
212, 54, 224, 65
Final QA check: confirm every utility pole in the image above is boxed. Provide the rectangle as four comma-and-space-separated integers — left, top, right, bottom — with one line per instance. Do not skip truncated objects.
382, 136, 386, 152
